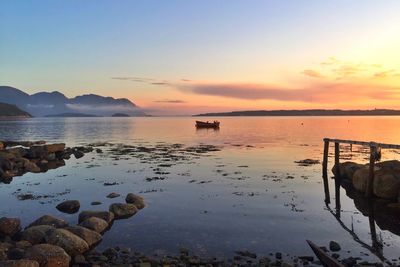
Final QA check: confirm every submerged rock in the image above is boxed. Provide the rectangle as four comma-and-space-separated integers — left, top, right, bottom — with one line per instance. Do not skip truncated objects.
28, 215, 68, 228
109, 203, 138, 219
56, 200, 80, 214
125, 193, 145, 209
106, 192, 120, 199
24, 244, 70, 267
44, 228, 89, 257
0, 217, 21, 237
329, 241, 341, 252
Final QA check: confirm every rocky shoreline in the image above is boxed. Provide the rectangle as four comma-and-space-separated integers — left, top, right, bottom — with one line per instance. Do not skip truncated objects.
0, 192, 146, 267
0, 140, 94, 183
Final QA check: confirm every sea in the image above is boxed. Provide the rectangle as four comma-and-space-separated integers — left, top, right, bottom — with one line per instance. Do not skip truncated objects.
0, 116, 399, 262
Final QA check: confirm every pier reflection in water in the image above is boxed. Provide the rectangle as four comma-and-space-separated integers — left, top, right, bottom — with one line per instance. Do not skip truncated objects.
322, 139, 400, 262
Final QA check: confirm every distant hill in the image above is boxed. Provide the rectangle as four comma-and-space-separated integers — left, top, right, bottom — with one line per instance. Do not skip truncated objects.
45, 113, 98, 117
0, 103, 32, 118
0, 86, 146, 117
195, 109, 400, 117
111, 113, 130, 117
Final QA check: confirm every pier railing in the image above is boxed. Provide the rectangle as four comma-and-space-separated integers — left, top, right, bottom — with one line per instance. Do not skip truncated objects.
322, 138, 400, 200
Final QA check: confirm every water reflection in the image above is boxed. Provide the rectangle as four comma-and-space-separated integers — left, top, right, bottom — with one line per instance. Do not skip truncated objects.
324, 174, 400, 261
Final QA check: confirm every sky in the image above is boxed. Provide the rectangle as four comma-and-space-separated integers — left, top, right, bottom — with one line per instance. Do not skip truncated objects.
1, 0, 400, 115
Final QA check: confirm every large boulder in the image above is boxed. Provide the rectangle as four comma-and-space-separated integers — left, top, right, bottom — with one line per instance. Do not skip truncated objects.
125, 193, 145, 209
21, 225, 56, 245
45, 144, 66, 154
0, 217, 21, 237
65, 226, 102, 247
352, 167, 370, 193
56, 200, 80, 214
373, 170, 400, 199
109, 203, 138, 219
78, 211, 114, 224
28, 215, 68, 228
332, 162, 364, 180
0, 260, 39, 267
376, 160, 400, 171
24, 244, 70, 267
44, 229, 89, 257
79, 217, 108, 233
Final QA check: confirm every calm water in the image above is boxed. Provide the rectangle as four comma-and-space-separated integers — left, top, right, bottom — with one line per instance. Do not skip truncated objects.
1, 117, 400, 262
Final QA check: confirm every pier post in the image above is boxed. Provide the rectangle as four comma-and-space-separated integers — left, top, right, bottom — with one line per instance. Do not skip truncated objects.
365, 144, 377, 198
322, 139, 330, 203
334, 142, 341, 210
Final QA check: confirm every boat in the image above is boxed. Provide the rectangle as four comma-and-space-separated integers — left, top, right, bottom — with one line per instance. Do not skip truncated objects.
195, 120, 220, 129
306, 240, 345, 267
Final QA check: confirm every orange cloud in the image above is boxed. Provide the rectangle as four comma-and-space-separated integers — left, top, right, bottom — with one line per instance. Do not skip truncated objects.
179, 82, 400, 103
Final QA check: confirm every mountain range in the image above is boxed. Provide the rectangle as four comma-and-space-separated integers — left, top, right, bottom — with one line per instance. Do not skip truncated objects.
0, 86, 145, 117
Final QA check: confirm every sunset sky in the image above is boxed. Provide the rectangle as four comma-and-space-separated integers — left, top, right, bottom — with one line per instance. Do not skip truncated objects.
1, 0, 400, 115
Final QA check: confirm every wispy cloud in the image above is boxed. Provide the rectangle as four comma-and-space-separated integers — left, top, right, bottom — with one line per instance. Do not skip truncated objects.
154, 99, 187, 103
302, 69, 324, 78
180, 82, 399, 103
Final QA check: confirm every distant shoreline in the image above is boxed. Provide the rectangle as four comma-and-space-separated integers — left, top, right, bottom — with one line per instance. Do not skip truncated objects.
194, 109, 400, 117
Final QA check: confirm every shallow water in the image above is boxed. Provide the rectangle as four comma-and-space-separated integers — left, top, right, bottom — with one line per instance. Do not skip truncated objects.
1, 116, 400, 262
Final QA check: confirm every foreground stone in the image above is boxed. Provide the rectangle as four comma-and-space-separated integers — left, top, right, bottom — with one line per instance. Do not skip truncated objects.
0, 217, 21, 237
65, 226, 102, 247
21, 225, 55, 245
0, 260, 39, 267
373, 169, 400, 199
78, 211, 114, 224
55, 200, 80, 214
28, 215, 68, 228
125, 193, 145, 209
24, 244, 71, 267
109, 203, 138, 219
332, 161, 364, 180
44, 229, 89, 257
79, 217, 108, 234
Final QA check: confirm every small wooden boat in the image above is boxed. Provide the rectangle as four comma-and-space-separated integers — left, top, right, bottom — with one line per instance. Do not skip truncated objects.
306, 240, 345, 267
195, 120, 220, 129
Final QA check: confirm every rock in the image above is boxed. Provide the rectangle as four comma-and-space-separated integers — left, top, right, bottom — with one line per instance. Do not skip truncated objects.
329, 241, 341, 252
44, 229, 89, 257
376, 160, 400, 171
21, 225, 55, 245
0, 260, 39, 267
23, 161, 40, 173
45, 144, 66, 154
125, 193, 145, 209
0, 142, 4, 150
78, 211, 114, 224
15, 241, 32, 250
28, 215, 68, 228
373, 170, 400, 199
102, 247, 118, 261
109, 203, 138, 219
65, 226, 102, 247
352, 167, 370, 193
56, 200, 80, 214
72, 150, 84, 159
74, 254, 86, 264
332, 162, 364, 180
0, 217, 21, 236
8, 248, 25, 260
79, 217, 108, 233
91, 201, 102, 206
0, 242, 13, 260
24, 244, 71, 267
106, 192, 120, 199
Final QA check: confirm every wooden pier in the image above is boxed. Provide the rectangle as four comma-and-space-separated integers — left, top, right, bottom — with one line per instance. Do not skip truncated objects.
322, 138, 400, 199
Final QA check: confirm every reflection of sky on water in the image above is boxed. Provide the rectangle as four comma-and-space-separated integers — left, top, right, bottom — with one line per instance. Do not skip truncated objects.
0, 117, 399, 262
